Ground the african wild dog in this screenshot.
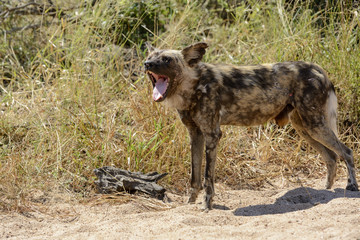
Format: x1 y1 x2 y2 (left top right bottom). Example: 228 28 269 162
144 42 359 211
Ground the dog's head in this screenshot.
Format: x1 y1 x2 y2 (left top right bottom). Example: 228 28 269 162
144 42 208 102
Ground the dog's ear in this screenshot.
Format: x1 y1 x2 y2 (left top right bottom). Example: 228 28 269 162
181 42 208 66
145 41 158 54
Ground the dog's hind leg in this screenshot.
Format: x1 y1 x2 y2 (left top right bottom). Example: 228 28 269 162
310 128 358 191
293 111 359 191
290 111 337 189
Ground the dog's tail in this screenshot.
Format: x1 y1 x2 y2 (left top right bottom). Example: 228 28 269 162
326 87 338 137
315 64 338 137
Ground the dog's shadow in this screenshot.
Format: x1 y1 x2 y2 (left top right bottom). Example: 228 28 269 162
233 187 360 216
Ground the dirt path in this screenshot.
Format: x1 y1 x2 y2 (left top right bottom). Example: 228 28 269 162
1 178 360 240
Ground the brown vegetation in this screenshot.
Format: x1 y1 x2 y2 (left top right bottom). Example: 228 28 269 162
1 0 359 212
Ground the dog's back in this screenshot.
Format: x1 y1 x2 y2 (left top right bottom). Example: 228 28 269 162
192 61 334 127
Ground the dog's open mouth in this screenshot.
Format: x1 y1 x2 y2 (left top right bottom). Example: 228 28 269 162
147 71 169 102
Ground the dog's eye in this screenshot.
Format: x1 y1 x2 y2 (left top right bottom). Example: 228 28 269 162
162 57 171 63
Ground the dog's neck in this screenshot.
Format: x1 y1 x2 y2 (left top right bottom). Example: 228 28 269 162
163 66 199 110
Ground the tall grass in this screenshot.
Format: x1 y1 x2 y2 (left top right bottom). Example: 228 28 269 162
1 0 359 211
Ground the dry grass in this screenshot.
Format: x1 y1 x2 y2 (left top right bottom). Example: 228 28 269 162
1 0 360 211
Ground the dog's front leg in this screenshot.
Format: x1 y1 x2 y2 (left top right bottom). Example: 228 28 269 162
188 127 204 203
202 127 222 211
178 110 204 203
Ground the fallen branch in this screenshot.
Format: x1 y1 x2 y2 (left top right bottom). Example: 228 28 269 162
4 23 42 34
94 166 168 200
0 2 41 17
0 1 64 18
0 0 78 35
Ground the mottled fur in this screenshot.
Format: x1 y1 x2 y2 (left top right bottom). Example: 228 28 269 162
144 42 359 211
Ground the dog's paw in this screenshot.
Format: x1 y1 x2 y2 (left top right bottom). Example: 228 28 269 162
188 196 197 204
188 188 200 204
346 183 359 191
201 193 213 212
201 203 211 213
325 179 335 190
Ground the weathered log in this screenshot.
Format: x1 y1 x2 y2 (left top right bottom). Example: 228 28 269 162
94 166 168 200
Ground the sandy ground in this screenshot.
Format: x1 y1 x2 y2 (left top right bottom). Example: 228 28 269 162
1 178 360 240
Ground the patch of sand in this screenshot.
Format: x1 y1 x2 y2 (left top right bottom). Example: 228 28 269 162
1 179 359 239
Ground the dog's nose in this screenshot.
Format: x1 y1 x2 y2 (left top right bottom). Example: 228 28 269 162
144 61 153 70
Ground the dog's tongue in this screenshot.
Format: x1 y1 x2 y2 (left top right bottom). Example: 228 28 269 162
153 77 167 101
